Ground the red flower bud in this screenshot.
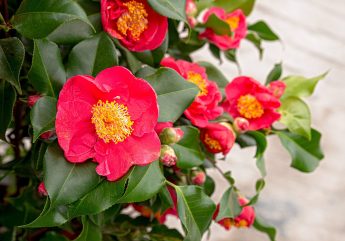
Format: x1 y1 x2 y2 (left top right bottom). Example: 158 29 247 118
27 95 41 108
234 197 256 228
268 80 286 98
192 171 206 185
159 127 184 144
186 0 197 17
155 122 173 135
233 117 250 133
38 182 48 196
159 145 177 167
40 130 55 140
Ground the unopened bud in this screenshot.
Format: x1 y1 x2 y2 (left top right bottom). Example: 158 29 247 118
192 171 206 185
160 145 177 167
28 95 41 108
186 0 197 17
159 127 184 144
40 130 55 140
233 117 250 133
38 182 48 196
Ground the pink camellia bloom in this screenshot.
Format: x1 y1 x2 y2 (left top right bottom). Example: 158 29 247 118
223 76 281 131
37 182 48 196
101 0 168 52
200 8 247 50
161 57 223 127
268 80 287 98
27 95 41 108
200 122 236 155
234 197 256 228
186 0 197 27
55 66 160 181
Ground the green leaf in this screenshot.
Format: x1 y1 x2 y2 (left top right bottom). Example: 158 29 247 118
277 129 324 172
74 216 102 241
30 96 57 142
203 13 232 36
44 143 101 206
0 37 25 94
148 0 187 23
0 81 16 141
279 97 311 140
248 21 279 41
172 126 205 169
12 0 94 41
246 33 263 59
266 63 282 84
214 0 256 16
143 68 199 122
198 61 228 96
247 178 265 205
66 32 118 77
174 185 216 241
28 39 66 97
40 232 69 241
253 216 277 241
203 175 215 196
215 187 242 221
282 72 327 99
247 131 267 177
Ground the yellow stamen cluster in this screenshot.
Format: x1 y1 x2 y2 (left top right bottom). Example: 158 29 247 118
187 71 208 96
226 16 240 31
117 1 148 41
237 94 264 119
204 134 222 151
235 219 249 228
91 100 134 143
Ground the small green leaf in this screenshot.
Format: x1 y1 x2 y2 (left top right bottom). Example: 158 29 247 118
0 81 16 141
279 97 311 140
246 33 263 59
277 129 324 173
215 187 242 221
247 178 265 205
174 185 216 241
66 32 118 77
282 72 327 99
74 216 102 241
144 68 199 122
30 96 57 142
247 131 267 177
266 63 282 84
0 37 25 94
28 39 66 97
203 176 215 196
214 0 256 16
204 14 232 36
253 216 277 241
172 126 205 169
148 0 187 23
248 21 279 41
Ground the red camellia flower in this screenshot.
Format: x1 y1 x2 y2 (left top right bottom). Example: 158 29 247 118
101 0 168 51
223 76 281 130
55 66 160 181
161 57 223 127
200 122 236 155
200 8 247 50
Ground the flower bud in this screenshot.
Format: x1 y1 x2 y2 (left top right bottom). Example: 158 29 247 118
268 80 286 98
234 197 256 228
40 130 55 140
155 122 173 135
38 182 48 196
233 117 250 133
159 127 184 144
159 145 177 167
191 171 206 185
27 95 41 108
186 0 197 17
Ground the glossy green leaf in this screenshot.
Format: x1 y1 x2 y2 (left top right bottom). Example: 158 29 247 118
66 32 118 77
247 131 267 177
204 13 232 36
143 68 199 122
172 126 205 169
282 72 327 99
0 81 16 141
203 175 215 196
30 96 57 142
44 143 101 206
174 185 216 241
215 187 242 221
266 63 282 84
148 0 187 22
248 21 279 41
214 0 256 16
12 0 94 40
247 178 265 205
40 232 69 241
279 97 311 140
28 39 66 97
277 129 324 172
74 217 102 241
246 33 263 59
253 216 277 241
0 37 25 94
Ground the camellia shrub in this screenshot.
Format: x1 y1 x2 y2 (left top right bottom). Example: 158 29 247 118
0 0 326 240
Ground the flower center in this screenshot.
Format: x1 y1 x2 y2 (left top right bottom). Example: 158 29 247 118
204 134 222 151
235 219 248 228
187 71 208 96
237 94 264 119
226 16 240 31
117 1 148 41
91 100 134 143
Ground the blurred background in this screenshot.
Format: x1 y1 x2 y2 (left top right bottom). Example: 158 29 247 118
186 0 345 240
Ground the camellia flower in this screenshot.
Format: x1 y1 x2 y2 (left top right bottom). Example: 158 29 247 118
200 122 236 155
223 76 281 131
200 8 247 50
101 0 168 51
55 66 160 181
161 57 223 127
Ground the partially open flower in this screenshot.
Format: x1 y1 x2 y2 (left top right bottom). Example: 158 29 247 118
200 8 247 50
159 127 184 144
56 66 160 181
223 76 281 130
268 80 286 98
160 145 177 167
101 0 168 51
234 197 256 228
233 117 250 133
161 57 223 127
